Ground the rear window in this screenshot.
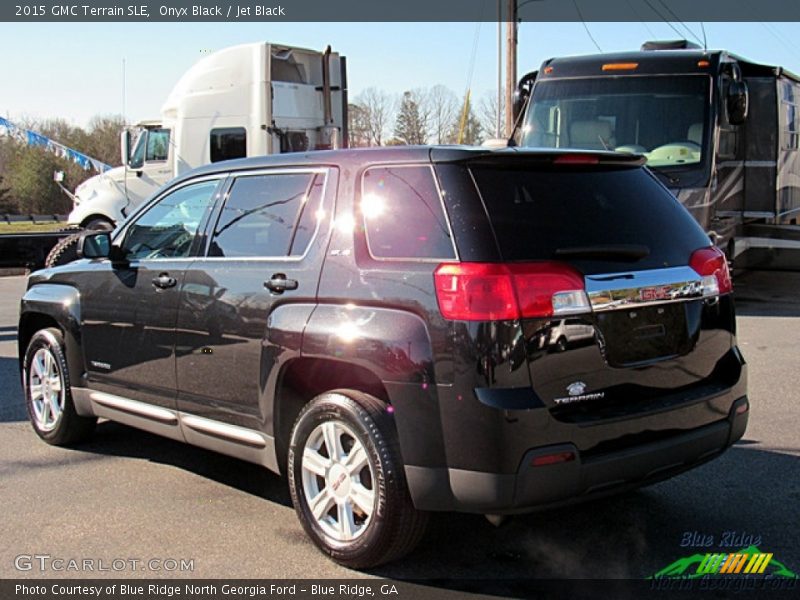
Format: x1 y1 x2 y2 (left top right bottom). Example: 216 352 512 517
361 165 456 260
469 165 710 273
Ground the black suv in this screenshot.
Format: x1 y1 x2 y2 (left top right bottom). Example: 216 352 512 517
19 147 747 568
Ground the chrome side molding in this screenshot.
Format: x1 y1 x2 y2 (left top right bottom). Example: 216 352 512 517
90 391 179 424
72 387 279 473
181 414 267 448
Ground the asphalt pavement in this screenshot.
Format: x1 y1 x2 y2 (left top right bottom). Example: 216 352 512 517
0 271 798 587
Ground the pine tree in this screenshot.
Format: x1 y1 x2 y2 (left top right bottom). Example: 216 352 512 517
394 91 428 145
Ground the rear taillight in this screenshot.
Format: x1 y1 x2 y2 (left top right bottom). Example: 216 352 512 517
434 262 589 321
690 246 733 296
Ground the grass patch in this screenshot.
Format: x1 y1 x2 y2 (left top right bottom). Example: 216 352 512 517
0 221 68 234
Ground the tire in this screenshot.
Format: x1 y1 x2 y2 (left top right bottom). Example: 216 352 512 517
23 328 96 445
288 390 428 568
554 336 568 352
45 233 81 268
84 218 114 232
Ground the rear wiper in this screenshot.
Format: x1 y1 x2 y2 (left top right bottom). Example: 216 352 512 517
554 244 650 261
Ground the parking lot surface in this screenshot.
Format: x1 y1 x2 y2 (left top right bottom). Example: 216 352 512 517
1 271 798 585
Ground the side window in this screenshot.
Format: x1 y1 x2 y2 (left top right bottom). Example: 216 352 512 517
290 174 325 256
128 131 146 169
145 128 170 161
209 173 316 258
210 128 247 163
122 180 218 260
361 165 455 260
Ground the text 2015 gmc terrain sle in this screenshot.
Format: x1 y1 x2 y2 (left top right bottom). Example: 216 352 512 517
19 147 748 568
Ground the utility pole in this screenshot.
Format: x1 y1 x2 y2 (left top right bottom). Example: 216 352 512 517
504 0 517 137
496 0 502 138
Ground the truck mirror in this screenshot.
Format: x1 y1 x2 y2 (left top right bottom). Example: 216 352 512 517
120 130 131 166
77 231 112 259
512 88 529 125
727 80 748 125
512 70 537 135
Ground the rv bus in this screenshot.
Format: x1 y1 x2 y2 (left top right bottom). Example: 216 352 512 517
515 40 800 267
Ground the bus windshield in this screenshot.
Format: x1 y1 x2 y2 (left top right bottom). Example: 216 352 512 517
521 75 710 168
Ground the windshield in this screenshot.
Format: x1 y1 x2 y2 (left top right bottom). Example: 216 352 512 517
521 75 710 169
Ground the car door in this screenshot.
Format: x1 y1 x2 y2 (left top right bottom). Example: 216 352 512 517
79 175 224 410
175 168 334 435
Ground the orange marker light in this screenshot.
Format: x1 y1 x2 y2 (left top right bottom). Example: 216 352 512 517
602 62 639 71
697 60 710 67
544 66 554 74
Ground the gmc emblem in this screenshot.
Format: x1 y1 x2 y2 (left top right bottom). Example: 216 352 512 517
639 285 672 301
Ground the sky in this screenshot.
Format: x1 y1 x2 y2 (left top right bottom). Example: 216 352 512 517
1 21 800 129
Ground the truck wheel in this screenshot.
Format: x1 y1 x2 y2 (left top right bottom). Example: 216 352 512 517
45 233 81 268
23 328 96 445
288 390 428 568
84 218 114 232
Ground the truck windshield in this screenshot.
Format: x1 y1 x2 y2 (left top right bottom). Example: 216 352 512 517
521 75 710 169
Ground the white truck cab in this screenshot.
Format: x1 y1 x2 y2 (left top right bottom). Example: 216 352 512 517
68 42 346 229
68 121 171 228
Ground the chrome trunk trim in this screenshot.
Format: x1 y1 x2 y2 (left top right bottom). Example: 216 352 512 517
585 266 704 312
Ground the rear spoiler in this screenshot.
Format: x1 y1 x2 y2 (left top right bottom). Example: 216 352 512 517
434 147 647 168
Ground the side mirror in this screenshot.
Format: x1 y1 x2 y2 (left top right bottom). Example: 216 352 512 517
512 70 538 128
727 80 749 125
77 231 112 259
512 88 529 125
120 130 131 166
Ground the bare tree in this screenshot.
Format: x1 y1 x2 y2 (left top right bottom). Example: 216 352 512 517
347 103 371 148
425 85 459 144
356 88 394 146
479 90 505 140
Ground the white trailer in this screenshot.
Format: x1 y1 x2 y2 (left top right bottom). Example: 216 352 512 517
68 42 347 229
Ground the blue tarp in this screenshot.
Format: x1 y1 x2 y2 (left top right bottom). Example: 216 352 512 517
0 116 111 173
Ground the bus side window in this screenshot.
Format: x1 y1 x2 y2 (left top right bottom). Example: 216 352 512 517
718 76 739 159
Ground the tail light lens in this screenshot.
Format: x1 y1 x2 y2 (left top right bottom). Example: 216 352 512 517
434 262 590 321
690 246 733 296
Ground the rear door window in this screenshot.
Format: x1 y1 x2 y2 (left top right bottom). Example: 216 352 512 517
209 172 320 258
469 164 709 274
361 165 456 260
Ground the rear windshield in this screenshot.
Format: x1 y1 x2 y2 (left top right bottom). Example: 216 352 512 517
469 164 710 274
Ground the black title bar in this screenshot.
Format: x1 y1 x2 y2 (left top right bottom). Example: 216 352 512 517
3 0 800 22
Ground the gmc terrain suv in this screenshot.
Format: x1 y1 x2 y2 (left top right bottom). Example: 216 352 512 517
19 147 748 568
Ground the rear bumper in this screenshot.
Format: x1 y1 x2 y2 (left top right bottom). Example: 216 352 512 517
406 395 748 513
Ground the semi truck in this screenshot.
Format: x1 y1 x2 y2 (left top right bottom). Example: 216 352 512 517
67 42 347 231
513 40 800 268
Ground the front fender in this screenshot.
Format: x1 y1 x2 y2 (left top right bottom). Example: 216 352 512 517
19 283 85 393
68 191 127 226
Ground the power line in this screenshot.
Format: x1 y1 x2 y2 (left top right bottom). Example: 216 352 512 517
572 0 602 52
653 0 705 46
624 0 657 39
760 22 800 61
641 0 687 40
